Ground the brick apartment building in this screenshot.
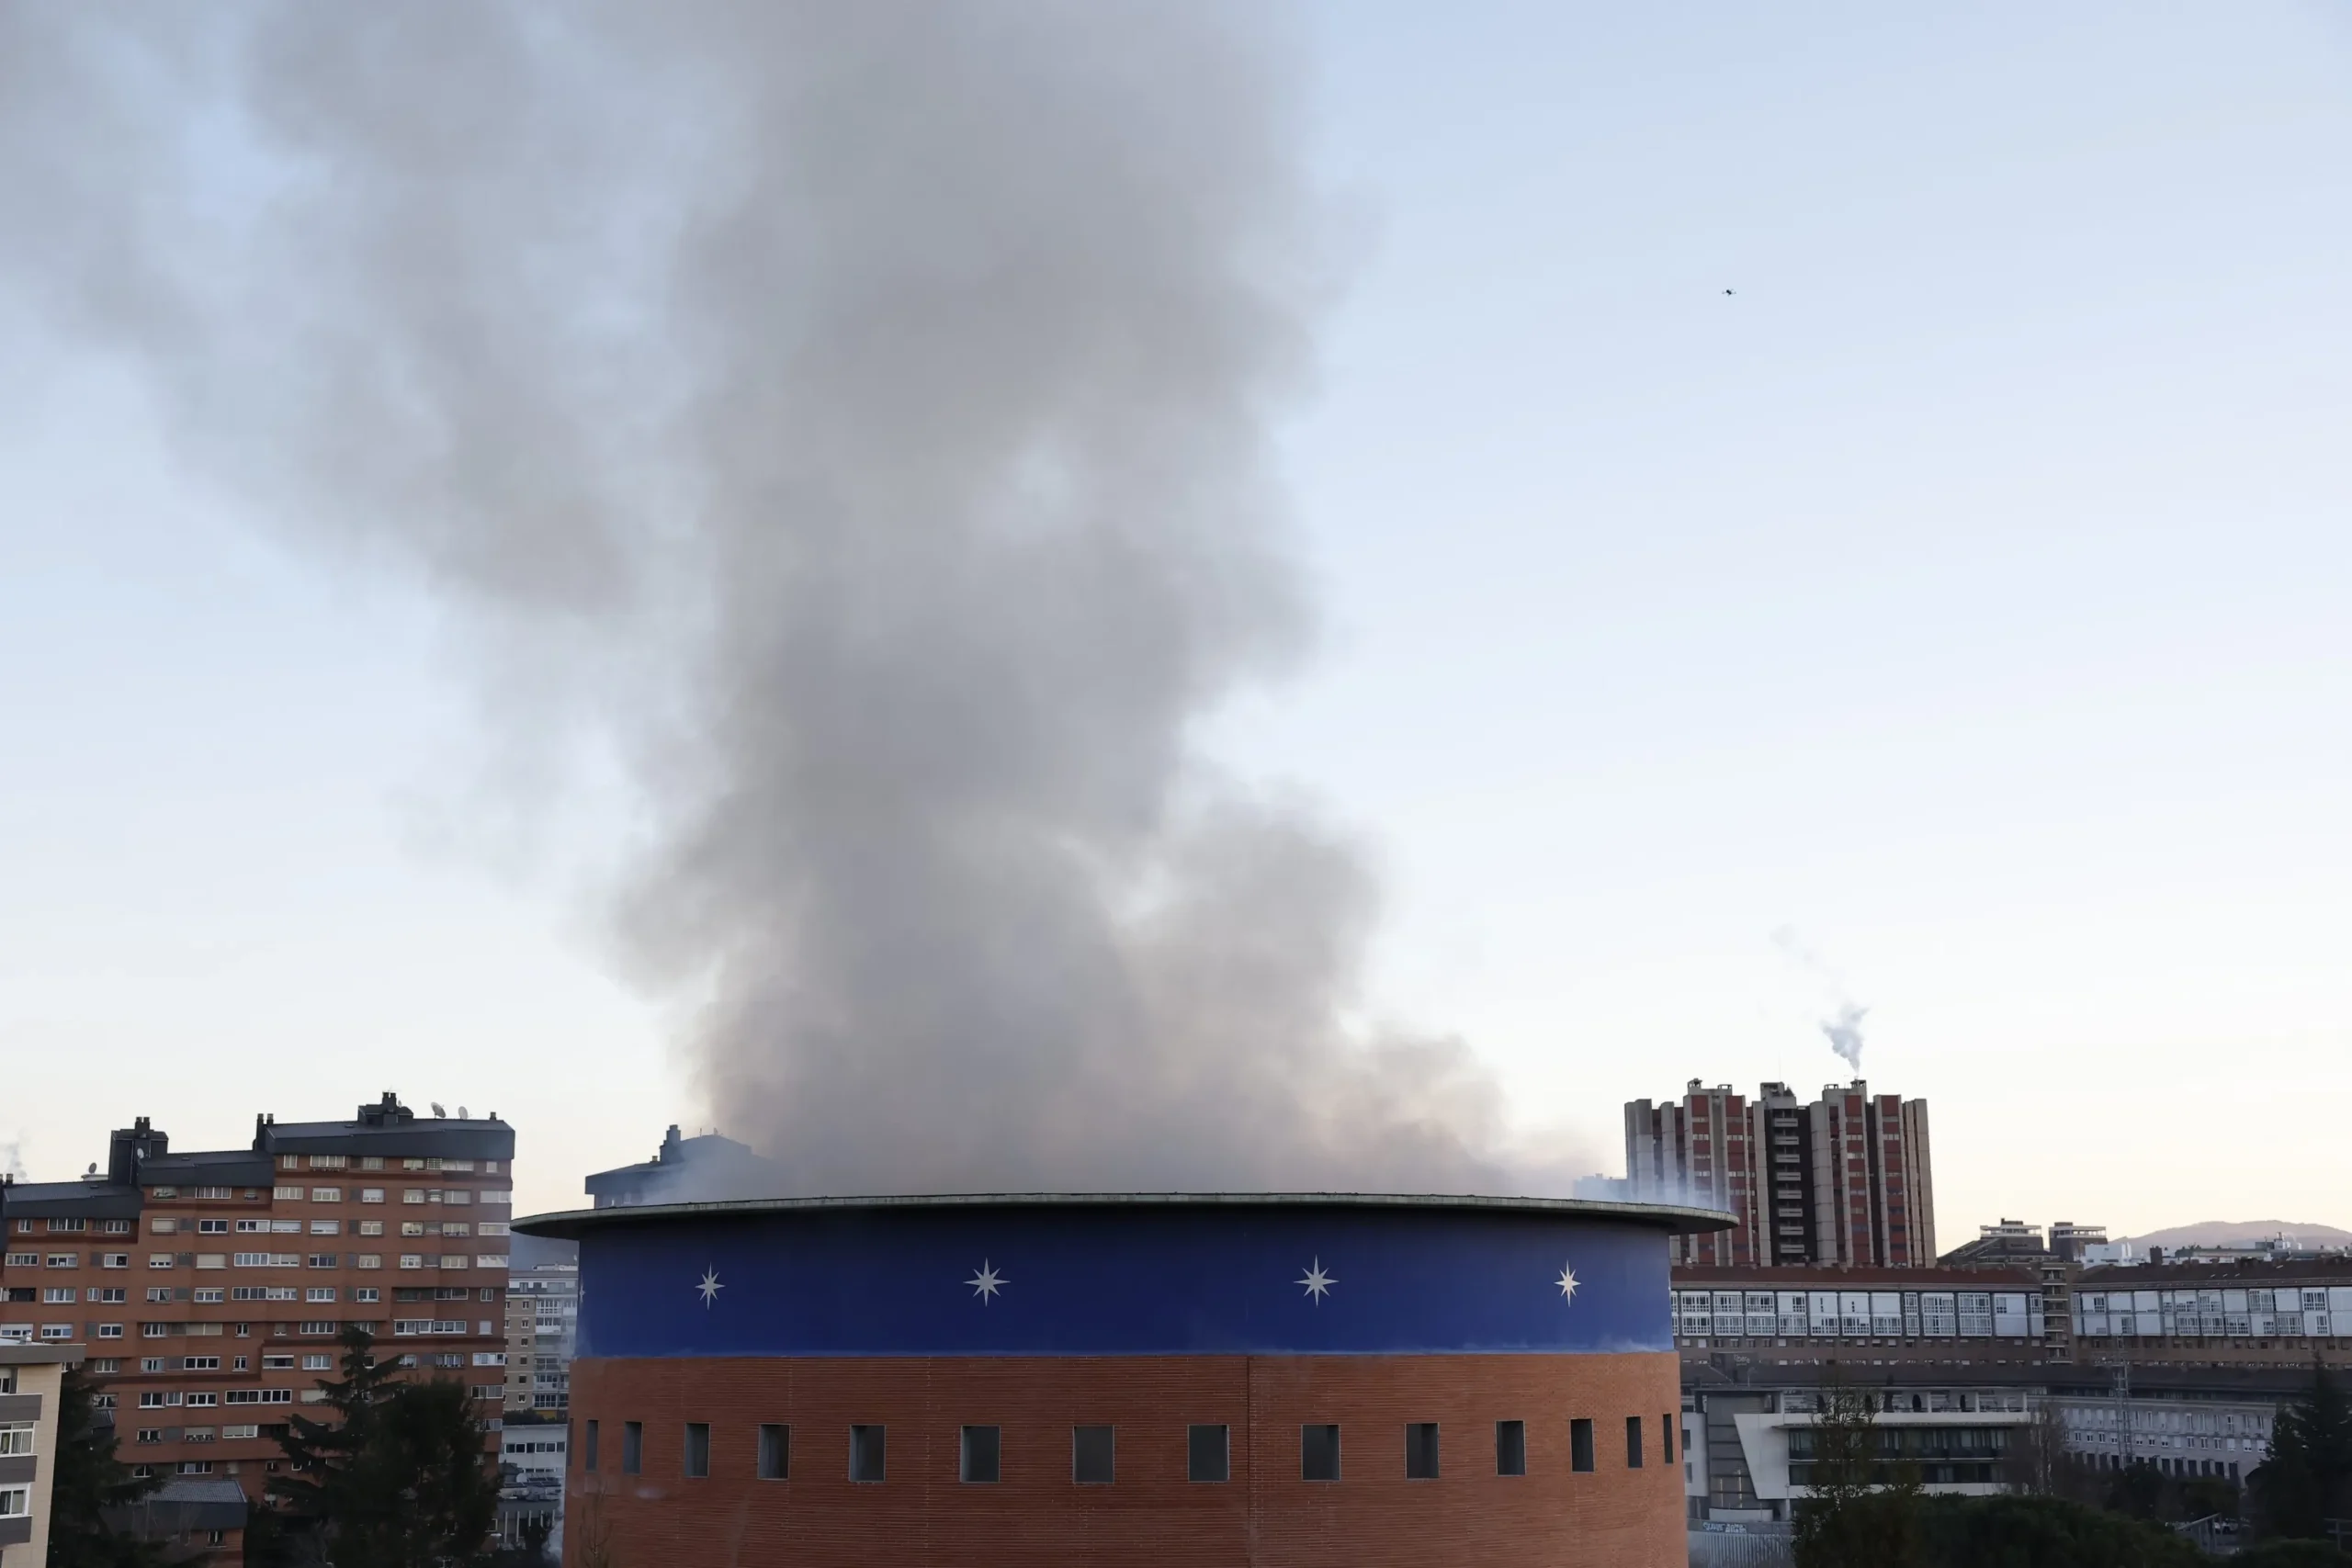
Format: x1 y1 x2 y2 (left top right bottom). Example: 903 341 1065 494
0 1094 514 1509
503 1263 576 1415
1626 1078 1934 1269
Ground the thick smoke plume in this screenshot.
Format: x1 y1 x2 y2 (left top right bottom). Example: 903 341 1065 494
1 3 1573 1195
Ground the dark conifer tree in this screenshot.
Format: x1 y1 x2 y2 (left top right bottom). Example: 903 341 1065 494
42 1362 164 1568
2252 1359 2352 1543
266 1326 496 1568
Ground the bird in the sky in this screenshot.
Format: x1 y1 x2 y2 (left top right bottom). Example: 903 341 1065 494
1724 288 1736 296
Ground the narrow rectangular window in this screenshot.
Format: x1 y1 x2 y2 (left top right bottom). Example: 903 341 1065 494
1570 1418 1595 1473
850 1424 886 1483
1300 1423 1341 1482
1188 1424 1229 1483
758 1424 788 1481
1663 1413 1675 1463
582 1420 598 1471
1496 1419 1527 1476
1626 1415 1645 1469
683 1422 709 1479
1073 1425 1114 1484
960 1425 1001 1484
1405 1422 1440 1479
621 1421 643 1475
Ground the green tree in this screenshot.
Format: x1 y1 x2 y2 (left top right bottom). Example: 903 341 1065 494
266 1327 497 1568
2106 1458 2171 1522
44 1364 164 1568
2253 1359 2352 1544
1793 1377 1924 1568
1910 1494 2206 1567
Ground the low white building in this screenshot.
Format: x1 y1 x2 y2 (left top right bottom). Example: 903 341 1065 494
501 1417 569 1490
1685 1380 2032 1523
2047 1391 2277 1482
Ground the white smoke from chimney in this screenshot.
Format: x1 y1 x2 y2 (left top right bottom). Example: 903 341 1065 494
1819 1001 1868 1074
1772 926 1871 1076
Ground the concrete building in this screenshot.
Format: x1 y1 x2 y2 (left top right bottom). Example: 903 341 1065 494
2045 1368 2286 1483
1939 1221 2080 1365
1628 1081 1934 1269
582 1125 778 1210
2048 1222 2111 1264
1681 1370 2034 1523
0 1094 514 1505
524 1190 1732 1566
0 1342 83 1566
504 1264 577 1415
2069 1259 2352 1368
497 1408 567 1555
1671 1266 2056 1370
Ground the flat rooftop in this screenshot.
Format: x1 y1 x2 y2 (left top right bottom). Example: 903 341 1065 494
517 1190 1739 1239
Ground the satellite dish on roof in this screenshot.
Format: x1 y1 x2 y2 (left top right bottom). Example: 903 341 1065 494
86 1163 97 1176
431 1102 447 1119
458 1106 469 1120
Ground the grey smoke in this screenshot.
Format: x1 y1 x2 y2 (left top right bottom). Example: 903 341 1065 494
1771 926 1870 1075
0 3 1572 1196
0 1139 24 1184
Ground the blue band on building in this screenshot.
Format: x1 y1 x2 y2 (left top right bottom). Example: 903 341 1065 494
522 1193 1730 1359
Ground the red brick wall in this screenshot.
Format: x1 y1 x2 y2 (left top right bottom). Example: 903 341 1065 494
567 1350 1686 1567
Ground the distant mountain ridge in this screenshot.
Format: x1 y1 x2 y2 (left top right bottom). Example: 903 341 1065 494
2121 1220 2352 1250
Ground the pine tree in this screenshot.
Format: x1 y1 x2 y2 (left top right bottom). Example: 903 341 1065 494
266 1326 497 1568
43 1362 165 1568
266 1325 403 1547
2253 1359 2352 1543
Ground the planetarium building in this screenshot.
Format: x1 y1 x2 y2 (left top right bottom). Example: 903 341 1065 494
516 1191 1729 1567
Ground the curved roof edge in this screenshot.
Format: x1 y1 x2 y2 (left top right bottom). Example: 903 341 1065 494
515 1190 1738 1240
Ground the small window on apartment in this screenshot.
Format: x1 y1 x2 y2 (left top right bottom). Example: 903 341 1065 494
1405 1422 1440 1480
960 1425 1001 1483
621 1421 643 1475
758 1424 788 1481
1188 1424 1229 1483
850 1425 886 1483
582 1421 599 1471
1663 1413 1675 1464
1073 1425 1114 1484
1570 1418 1595 1473
1301 1424 1341 1483
1625 1415 1644 1469
683 1423 710 1479
1496 1420 1527 1476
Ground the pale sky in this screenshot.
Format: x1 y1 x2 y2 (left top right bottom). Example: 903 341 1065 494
5 3 2349 1235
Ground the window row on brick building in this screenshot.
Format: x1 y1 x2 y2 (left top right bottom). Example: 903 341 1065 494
581 1413 1677 1485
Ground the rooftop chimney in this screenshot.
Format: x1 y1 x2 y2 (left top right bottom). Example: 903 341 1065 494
107 1117 168 1186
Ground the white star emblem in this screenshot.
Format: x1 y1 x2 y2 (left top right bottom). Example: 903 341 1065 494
966 1259 1007 1303
1555 1262 1578 1303
696 1267 723 1308
1296 1258 1335 1304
